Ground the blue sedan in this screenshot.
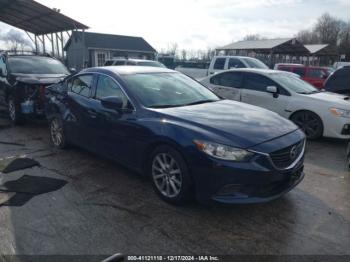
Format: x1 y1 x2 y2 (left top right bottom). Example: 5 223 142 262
45 66 305 205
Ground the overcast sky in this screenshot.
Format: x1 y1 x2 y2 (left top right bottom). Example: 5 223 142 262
1 0 350 51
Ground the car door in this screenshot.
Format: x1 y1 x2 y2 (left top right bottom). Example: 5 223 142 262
65 73 97 148
0 55 8 104
240 73 291 116
90 74 140 165
208 72 242 101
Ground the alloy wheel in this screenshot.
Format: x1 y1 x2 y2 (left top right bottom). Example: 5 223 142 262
50 118 63 147
292 112 322 139
8 99 16 121
152 153 183 198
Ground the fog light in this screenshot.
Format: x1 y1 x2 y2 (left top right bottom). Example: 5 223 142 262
341 124 350 135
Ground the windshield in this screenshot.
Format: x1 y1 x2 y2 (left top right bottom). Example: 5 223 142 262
123 72 220 108
271 73 319 94
243 58 269 69
8 56 69 75
137 61 166 68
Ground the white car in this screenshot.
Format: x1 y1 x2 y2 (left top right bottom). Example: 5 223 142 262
200 68 350 139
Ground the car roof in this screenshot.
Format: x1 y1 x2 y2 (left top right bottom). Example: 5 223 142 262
84 66 175 75
106 58 158 63
224 68 279 74
213 56 259 60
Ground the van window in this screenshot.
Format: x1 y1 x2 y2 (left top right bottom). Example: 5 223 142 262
293 67 306 77
307 68 324 78
213 58 226 70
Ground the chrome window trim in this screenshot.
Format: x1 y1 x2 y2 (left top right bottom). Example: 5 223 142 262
249 140 306 171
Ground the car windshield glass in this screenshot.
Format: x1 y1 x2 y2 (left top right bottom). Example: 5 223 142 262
271 73 319 94
123 72 220 108
8 56 69 74
243 58 269 69
137 61 166 68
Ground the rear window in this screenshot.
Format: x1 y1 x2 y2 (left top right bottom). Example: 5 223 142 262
104 60 114 66
325 69 350 91
213 58 226 70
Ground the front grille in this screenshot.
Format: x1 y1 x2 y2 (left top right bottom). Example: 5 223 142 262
270 140 304 169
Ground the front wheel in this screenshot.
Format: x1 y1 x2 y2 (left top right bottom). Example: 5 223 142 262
149 145 192 205
291 111 323 140
8 96 24 125
50 116 67 149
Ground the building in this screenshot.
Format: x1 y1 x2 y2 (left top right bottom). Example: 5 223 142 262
304 44 338 66
216 38 309 67
64 31 157 69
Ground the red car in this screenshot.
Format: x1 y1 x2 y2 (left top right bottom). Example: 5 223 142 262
274 64 331 89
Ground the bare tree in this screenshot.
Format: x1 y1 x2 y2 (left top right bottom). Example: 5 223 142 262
313 13 344 45
242 34 266 41
180 49 187 60
166 42 178 56
296 29 319 44
0 29 33 51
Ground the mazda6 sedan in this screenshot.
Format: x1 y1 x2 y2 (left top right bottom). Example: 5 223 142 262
45 66 305 205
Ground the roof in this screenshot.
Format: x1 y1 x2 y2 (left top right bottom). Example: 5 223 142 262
304 44 329 54
219 38 293 50
64 31 157 53
218 38 309 54
0 0 88 35
84 66 174 75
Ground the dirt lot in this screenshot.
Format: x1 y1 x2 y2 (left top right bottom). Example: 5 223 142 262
0 107 349 256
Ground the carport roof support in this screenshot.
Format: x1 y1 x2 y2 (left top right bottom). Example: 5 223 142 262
0 0 88 35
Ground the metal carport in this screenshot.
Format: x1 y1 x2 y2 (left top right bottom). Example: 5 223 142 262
0 0 88 65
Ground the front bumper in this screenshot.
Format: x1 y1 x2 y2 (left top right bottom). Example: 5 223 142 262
323 115 350 139
189 130 306 204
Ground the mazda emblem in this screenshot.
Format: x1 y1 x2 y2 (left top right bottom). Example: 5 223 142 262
290 146 298 160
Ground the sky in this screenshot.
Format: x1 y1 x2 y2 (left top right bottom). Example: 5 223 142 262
1 0 350 52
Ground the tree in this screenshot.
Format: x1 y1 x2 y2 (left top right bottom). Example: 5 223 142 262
296 29 319 44
0 29 33 51
313 13 344 45
180 49 187 60
242 34 266 41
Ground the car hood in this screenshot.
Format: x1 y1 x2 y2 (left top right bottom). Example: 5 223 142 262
154 100 299 148
308 92 350 106
11 73 67 85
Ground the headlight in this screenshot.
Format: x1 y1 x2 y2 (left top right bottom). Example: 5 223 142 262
193 140 253 161
330 108 350 118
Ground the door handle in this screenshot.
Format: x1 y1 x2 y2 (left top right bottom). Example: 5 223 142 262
87 109 98 118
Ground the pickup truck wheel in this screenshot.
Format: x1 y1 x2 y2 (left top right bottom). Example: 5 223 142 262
50 116 67 149
8 96 24 125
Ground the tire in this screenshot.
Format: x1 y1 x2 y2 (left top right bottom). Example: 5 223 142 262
291 111 323 140
149 145 192 205
49 115 67 149
8 95 25 125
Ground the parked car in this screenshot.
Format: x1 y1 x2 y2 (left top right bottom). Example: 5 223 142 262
0 52 70 124
45 66 305 205
334 62 350 69
200 68 350 140
324 66 350 96
274 64 330 89
208 56 268 75
104 58 166 68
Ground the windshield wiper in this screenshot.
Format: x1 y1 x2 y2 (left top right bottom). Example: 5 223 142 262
183 99 218 106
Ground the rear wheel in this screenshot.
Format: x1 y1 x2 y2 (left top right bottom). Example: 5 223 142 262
149 145 192 205
291 111 323 140
50 116 67 149
8 95 24 125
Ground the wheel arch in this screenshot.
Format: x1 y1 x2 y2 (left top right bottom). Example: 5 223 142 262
289 109 324 136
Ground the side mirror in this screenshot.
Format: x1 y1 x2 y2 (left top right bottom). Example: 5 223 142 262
69 68 77 74
266 86 278 93
101 96 124 111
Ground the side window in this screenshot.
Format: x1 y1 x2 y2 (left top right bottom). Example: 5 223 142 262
95 75 129 108
0 56 7 75
244 74 277 92
307 69 323 78
114 61 126 66
293 67 306 77
278 66 291 72
104 61 114 66
228 58 245 69
68 74 93 97
213 58 226 70
210 72 242 88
